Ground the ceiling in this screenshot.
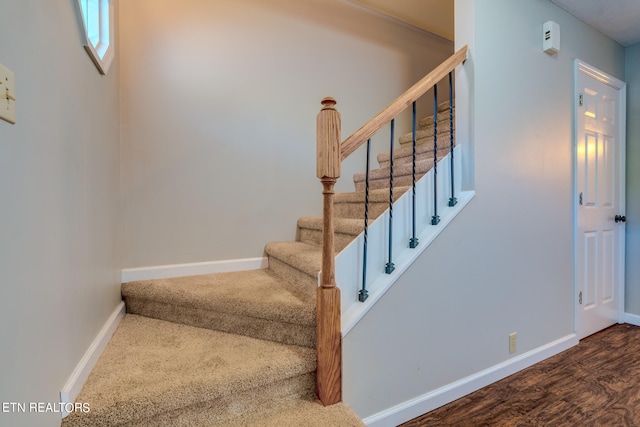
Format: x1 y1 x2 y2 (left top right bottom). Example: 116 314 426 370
350 0 640 48
348 0 454 41
550 0 640 46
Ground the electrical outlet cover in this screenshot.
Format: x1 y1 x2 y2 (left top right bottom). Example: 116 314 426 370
0 63 16 124
509 332 517 353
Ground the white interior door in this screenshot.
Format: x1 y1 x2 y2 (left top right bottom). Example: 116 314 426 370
575 60 626 340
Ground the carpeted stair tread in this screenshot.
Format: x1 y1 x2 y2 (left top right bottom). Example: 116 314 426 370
377 142 453 168
122 269 314 327
354 155 446 185
398 127 454 146
121 269 316 347
334 186 411 203
226 398 365 426
333 187 410 219
354 153 449 191
265 241 322 278
253 400 364 427
418 103 455 128
298 216 364 235
393 103 454 147
62 314 316 427
434 99 454 113
297 217 365 253
411 100 453 121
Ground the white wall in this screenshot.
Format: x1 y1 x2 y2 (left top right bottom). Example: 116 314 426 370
625 43 640 315
119 0 454 268
0 2 121 426
343 0 625 422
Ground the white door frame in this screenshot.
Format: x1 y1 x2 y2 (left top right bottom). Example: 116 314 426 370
573 59 626 337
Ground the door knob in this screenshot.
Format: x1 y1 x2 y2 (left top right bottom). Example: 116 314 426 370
615 215 626 223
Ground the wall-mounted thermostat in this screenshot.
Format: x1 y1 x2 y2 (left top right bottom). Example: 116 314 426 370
543 21 560 55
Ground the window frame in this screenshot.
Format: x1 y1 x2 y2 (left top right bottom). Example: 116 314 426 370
76 0 114 75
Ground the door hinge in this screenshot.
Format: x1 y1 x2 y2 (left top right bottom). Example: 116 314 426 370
579 291 583 305
579 192 583 206
579 93 584 106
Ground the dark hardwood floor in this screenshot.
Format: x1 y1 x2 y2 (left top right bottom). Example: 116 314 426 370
400 323 640 427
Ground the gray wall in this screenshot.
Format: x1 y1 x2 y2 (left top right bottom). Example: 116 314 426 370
343 0 625 420
119 0 454 268
0 2 121 426
626 43 640 314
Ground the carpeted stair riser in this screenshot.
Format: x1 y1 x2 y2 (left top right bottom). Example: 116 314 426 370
123 297 315 348
357 174 422 192
121 270 315 348
267 257 318 299
266 242 322 278
297 217 364 253
416 112 455 132
62 315 318 427
377 143 452 169
419 98 454 117
419 106 454 129
333 199 391 220
416 106 456 131
265 241 323 297
128 374 316 427
232 399 365 427
333 187 409 220
398 128 454 148
401 111 453 134
416 100 454 120
434 99 455 112
394 105 454 147
401 115 454 143
354 155 448 192
299 228 356 253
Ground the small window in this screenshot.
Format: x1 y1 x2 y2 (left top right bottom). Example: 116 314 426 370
77 0 114 75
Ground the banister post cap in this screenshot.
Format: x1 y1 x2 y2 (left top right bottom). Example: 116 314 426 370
321 97 337 110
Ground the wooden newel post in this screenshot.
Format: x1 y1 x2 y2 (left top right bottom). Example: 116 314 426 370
316 97 342 406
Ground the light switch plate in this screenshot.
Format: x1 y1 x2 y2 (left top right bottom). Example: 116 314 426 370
0 63 16 124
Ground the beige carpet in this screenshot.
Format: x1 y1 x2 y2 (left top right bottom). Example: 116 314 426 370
122 269 316 348
62 315 364 426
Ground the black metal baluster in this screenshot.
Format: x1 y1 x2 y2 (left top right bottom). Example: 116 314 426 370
448 72 457 207
385 119 395 274
359 139 371 302
432 85 441 225
410 101 419 248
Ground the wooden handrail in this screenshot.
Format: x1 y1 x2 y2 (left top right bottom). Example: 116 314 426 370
340 45 468 160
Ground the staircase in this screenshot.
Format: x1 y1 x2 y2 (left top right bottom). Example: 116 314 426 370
60 103 454 426
62 44 469 425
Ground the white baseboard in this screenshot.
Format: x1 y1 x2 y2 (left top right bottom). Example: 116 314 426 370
362 333 578 427
60 302 126 418
623 312 640 327
121 257 269 283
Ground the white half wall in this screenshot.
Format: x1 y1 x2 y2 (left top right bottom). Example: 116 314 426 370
342 0 625 423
